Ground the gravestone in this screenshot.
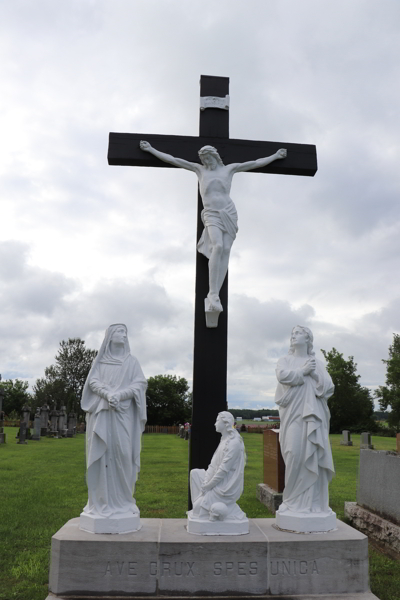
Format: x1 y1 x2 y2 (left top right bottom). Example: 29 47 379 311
41 403 50 436
345 450 400 557
21 403 31 439
17 421 27 444
257 429 285 513
340 430 353 446
67 412 77 437
360 432 374 449
58 406 68 437
32 409 41 441
49 409 59 437
0 377 6 444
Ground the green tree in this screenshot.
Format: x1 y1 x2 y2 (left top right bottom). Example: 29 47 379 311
0 379 31 417
321 348 376 433
33 338 97 418
375 333 400 432
146 375 192 425
33 366 74 412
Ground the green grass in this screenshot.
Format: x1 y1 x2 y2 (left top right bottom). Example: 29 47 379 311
0 428 399 600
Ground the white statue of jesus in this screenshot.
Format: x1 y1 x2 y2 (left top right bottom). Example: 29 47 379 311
140 141 286 315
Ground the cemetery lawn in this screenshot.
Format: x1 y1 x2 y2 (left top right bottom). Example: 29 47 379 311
0 429 399 600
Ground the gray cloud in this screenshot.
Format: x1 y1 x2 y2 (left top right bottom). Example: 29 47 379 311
1 1 400 409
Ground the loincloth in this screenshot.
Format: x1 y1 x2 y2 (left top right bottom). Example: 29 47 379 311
197 201 238 259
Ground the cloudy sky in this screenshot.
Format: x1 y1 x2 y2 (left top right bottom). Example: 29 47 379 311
1 0 400 409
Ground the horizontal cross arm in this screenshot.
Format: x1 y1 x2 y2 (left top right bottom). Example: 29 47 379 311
108 132 317 177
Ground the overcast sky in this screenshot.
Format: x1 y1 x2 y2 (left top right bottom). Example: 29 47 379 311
1 0 400 409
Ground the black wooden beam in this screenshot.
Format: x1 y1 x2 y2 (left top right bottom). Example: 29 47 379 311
108 132 317 177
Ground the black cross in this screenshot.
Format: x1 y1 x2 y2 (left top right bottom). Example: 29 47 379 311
108 75 317 507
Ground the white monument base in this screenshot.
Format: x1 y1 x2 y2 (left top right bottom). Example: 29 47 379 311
276 508 337 533
187 510 249 535
79 511 141 534
47 517 379 599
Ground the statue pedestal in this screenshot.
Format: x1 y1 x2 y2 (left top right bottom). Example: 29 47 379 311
80 511 141 534
276 509 337 533
187 510 249 535
47 517 378 599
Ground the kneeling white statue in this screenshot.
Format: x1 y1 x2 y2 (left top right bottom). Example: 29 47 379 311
79 324 147 534
275 325 336 533
187 411 249 535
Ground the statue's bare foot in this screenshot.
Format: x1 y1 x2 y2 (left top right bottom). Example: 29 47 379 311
207 293 223 313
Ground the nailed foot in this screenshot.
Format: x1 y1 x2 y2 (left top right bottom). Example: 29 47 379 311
206 293 223 313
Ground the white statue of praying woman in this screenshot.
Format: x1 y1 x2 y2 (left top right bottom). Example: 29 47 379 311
140 140 286 315
80 324 147 534
187 411 249 535
275 326 336 532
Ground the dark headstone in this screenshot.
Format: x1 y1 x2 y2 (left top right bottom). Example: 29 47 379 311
40 403 50 436
32 411 41 441
67 412 77 437
263 429 285 493
0 379 5 444
50 409 59 437
58 406 67 437
17 421 28 444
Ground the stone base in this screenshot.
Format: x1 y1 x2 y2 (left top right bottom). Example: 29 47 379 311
345 501 400 558
0 432 6 444
48 517 373 598
257 483 283 513
46 595 379 600
360 444 374 450
340 441 353 446
31 435 41 441
276 509 337 533
187 511 249 536
80 511 141 534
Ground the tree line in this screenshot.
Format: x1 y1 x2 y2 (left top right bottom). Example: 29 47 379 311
1 335 400 433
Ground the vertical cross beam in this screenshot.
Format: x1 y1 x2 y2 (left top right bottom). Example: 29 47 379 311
188 76 230 507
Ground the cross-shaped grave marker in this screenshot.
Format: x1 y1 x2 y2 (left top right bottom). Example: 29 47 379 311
108 75 317 505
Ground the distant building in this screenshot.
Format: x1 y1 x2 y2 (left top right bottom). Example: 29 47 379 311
253 417 261 421
236 417 242 421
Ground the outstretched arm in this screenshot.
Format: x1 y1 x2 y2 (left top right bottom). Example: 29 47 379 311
140 141 200 173
230 148 287 174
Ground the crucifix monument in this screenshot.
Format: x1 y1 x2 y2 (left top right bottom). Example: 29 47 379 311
107 75 317 504
47 78 374 600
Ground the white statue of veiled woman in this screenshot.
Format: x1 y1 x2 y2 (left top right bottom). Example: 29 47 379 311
187 411 249 535
79 324 147 534
275 326 337 533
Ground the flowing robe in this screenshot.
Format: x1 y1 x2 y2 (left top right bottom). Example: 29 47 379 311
191 431 246 519
81 355 147 518
275 355 334 513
